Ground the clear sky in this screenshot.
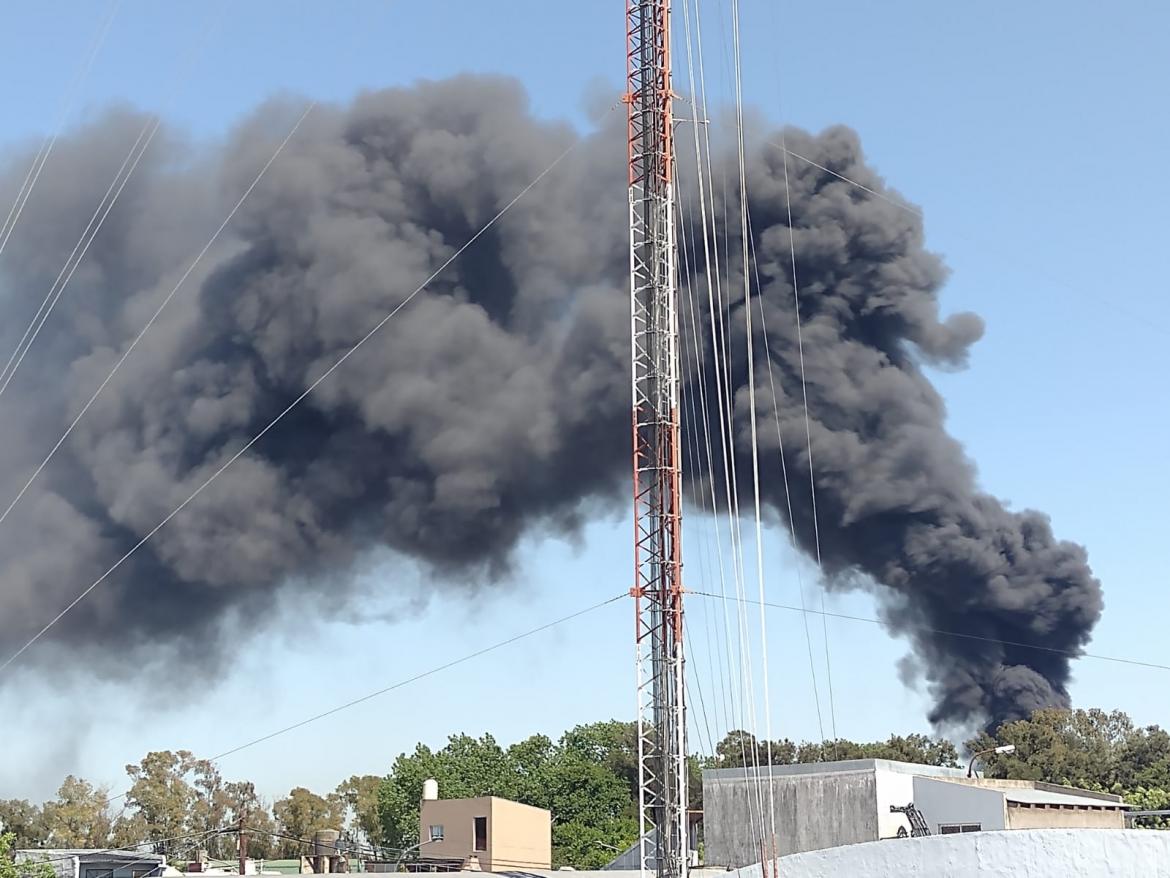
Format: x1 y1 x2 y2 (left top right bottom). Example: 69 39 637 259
1 0 1168 805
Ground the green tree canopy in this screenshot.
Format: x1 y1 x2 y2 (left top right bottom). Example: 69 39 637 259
966 708 1170 789
272 788 344 857
0 802 48 850
711 730 958 770
376 722 642 869
42 777 113 849
334 776 384 848
0 833 55 878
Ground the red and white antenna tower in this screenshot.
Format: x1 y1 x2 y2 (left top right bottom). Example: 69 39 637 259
626 3 687 878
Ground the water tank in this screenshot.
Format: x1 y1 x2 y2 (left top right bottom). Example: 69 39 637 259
312 829 340 858
423 778 439 801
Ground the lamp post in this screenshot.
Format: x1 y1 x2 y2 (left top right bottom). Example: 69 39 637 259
393 838 439 873
967 744 1016 778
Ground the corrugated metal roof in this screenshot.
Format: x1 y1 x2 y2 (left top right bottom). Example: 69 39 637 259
1004 788 1127 809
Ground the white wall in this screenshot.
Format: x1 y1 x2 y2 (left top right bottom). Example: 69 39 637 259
873 767 915 839
725 830 1170 878
912 777 1006 833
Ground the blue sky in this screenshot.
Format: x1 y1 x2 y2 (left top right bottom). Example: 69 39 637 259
1 0 1168 804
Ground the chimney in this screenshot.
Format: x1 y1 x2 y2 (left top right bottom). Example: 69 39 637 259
422 779 439 802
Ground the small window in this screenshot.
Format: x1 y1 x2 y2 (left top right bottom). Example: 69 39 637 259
939 823 981 834
131 870 151 878
473 816 487 852
85 869 110 878
429 825 444 841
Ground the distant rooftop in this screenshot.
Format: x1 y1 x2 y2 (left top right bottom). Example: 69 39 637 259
1001 787 1127 809
703 758 1127 807
703 758 968 781
17 851 165 862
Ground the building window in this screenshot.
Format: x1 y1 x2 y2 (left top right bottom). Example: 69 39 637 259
473 816 488 852
85 869 111 878
429 825 444 841
939 823 981 834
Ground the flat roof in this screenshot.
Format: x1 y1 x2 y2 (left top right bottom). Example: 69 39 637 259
1004 787 1128 809
18 851 164 862
704 758 968 781
420 795 551 815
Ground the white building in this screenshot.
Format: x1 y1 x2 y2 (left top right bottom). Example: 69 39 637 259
703 758 1127 866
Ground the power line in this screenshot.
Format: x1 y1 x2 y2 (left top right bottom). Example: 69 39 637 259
748 219 825 744
770 143 922 216
0 1 121 264
0 102 315 537
91 594 624 811
0 3 226 400
689 590 1170 673
207 594 623 763
773 117 840 756
0 118 598 675
18 829 224 867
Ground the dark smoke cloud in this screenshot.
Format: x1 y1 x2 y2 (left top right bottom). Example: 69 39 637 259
678 126 1101 728
0 76 1101 729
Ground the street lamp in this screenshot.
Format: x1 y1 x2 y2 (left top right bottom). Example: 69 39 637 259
967 744 1016 778
393 838 440 873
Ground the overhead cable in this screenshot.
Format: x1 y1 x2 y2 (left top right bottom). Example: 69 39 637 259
0 113 598 675
690 590 1170 673
0 1 121 264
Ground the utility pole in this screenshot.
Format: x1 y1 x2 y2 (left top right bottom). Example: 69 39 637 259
237 815 248 877
625 3 687 878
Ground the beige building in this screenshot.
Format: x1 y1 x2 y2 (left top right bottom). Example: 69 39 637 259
418 786 551 872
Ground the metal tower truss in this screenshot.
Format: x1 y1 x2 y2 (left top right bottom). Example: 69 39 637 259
626 4 687 878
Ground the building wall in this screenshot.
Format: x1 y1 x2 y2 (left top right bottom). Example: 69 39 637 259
17 853 164 878
487 797 552 870
419 796 551 871
912 777 1007 834
420 797 489 867
872 767 915 839
703 769 879 865
1006 804 1125 830
722 829 1170 877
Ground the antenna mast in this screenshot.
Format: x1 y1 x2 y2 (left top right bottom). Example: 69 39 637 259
626 3 687 878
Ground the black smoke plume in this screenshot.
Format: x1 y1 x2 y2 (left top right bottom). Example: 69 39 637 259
0 77 1101 729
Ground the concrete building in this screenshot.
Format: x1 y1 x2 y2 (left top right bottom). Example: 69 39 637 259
703 759 1127 866
16 850 166 878
417 784 551 872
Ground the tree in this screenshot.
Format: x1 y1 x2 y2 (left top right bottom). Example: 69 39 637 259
223 782 277 860
0 802 48 850
334 777 383 848
121 751 274 858
558 721 638 798
43 777 112 848
0 833 56 878
272 788 344 857
966 707 1170 828
711 731 957 770
375 734 521 852
1126 787 1170 829
375 724 643 869
122 751 205 853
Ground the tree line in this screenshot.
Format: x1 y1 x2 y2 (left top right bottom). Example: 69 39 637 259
2 709 1167 871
